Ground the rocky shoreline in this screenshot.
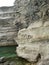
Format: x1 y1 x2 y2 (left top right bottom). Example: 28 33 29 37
0 0 49 65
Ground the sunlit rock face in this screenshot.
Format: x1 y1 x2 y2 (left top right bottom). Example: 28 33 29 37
14 0 49 65
16 23 49 61
15 22 49 65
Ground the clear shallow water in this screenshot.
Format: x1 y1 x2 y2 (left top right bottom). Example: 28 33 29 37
0 46 16 57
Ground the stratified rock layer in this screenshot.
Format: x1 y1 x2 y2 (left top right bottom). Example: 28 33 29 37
0 7 17 46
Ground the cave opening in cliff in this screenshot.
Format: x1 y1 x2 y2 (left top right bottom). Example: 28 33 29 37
0 0 15 7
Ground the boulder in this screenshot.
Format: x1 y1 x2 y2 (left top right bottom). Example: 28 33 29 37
15 25 49 62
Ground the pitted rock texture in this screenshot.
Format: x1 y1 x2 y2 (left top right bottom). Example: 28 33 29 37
15 23 49 61
0 0 49 65
16 44 41 62
15 24 49 65
14 0 49 27
14 0 49 64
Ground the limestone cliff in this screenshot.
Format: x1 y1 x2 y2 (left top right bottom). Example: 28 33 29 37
14 0 49 27
14 0 49 65
0 0 49 65
0 6 17 46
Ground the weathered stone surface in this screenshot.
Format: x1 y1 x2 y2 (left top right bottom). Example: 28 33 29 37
37 60 49 65
16 26 49 44
0 57 5 63
15 24 49 62
27 20 43 29
16 44 40 62
43 20 49 26
0 0 49 65
14 0 49 27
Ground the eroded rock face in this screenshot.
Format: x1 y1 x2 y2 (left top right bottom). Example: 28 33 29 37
37 59 49 65
14 0 49 64
14 0 49 27
0 0 49 65
17 44 41 62
15 23 49 65
15 20 49 65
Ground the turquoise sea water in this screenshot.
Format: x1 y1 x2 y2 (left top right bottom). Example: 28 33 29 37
0 46 16 58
